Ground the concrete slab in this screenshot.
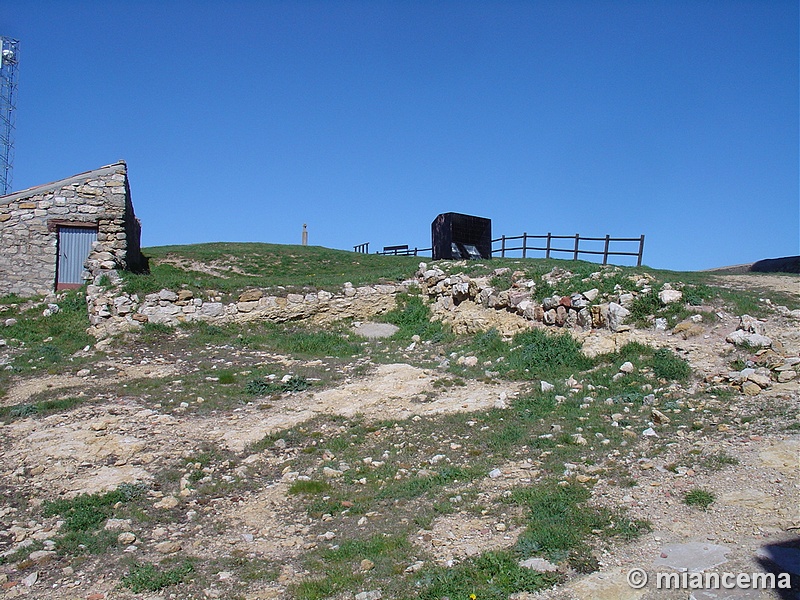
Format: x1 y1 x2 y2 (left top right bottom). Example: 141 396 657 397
654 542 731 572
564 568 647 600
353 322 399 339
690 587 770 599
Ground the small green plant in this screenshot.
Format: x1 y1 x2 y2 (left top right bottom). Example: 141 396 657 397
729 358 747 371
699 452 739 472
628 289 663 325
490 271 514 291
684 488 715 510
683 284 714 306
44 484 143 530
121 561 195 592
140 321 173 338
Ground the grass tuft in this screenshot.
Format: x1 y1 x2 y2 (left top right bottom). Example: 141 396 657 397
683 488 715 511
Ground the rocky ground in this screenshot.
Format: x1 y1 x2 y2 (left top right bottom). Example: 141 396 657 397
0 272 797 600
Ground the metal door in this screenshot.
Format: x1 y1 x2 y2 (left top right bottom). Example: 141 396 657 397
56 226 97 288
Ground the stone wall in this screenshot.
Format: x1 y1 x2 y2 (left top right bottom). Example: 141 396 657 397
416 263 650 336
86 282 407 338
85 262 667 340
0 162 143 297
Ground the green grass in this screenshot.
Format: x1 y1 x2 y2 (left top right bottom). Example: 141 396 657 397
289 480 331 495
699 452 739 471
41 483 147 555
510 481 650 571
235 322 360 357
294 534 412 600
246 375 310 395
418 550 561 600
1 290 93 376
0 396 88 422
382 293 451 342
652 348 691 380
683 488 715 511
463 327 591 381
4 244 788 600
121 560 195 593
0 540 44 566
121 243 422 298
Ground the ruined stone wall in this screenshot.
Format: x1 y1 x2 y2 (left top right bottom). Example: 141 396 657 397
0 162 142 297
86 282 406 338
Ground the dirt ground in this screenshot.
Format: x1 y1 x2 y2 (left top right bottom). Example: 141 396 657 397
0 273 797 599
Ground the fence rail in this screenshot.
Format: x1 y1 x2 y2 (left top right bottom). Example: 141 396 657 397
376 245 432 256
493 233 644 266
354 232 645 266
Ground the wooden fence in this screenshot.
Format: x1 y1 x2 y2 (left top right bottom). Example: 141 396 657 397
355 233 645 266
494 233 645 266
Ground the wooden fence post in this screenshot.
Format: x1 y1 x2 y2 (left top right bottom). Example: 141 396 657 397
573 233 580 261
501 235 506 258
603 234 610 265
522 232 527 259
637 235 645 267
545 233 551 259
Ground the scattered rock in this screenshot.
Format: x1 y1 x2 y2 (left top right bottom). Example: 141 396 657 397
519 557 559 572
155 540 182 554
153 496 179 510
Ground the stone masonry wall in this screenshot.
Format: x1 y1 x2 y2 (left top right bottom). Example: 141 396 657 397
85 263 678 340
86 282 407 339
0 162 142 297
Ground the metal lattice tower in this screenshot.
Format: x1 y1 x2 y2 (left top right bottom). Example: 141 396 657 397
0 37 20 196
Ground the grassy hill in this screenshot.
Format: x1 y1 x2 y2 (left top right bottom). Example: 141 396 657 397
122 243 423 297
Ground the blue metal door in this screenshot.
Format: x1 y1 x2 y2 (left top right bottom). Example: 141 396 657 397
57 226 97 287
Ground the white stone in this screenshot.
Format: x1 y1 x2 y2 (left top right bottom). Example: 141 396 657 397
726 330 772 348
658 289 683 304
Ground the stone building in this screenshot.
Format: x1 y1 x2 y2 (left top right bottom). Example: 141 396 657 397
0 161 144 297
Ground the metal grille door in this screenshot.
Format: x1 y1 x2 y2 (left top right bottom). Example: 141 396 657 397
57 226 97 287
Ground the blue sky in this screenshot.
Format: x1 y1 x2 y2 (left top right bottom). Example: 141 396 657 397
1 0 797 271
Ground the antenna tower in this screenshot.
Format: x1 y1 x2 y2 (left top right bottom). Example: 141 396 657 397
0 37 19 196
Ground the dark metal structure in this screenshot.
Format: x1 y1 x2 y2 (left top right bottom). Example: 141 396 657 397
431 212 492 260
